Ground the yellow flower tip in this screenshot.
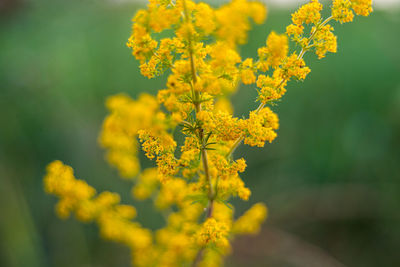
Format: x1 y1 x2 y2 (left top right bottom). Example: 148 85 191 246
332 0 372 23
232 202 268 235
44 160 96 199
249 1 268 24
332 0 355 23
115 205 137 220
291 0 323 26
215 0 267 45
351 0 373 16
194 3 216 35
286 24 304 36
236 158 247 172
238 187 251 201
55 199 73 219
258 31 288 72
96 191 121 206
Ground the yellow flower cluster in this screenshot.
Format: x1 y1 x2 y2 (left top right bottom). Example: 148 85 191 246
313 25 337 59
244 107 279 147
44 0 372 266
196 218 230 250
332 0 372 23
44 160 96 218
44 161 152 251
215 0 267 46
292 0 323 26
332 0 355 23
98 93 159 178
351 0 373 16
257 31 289 72
232 202 268 234
257 73 287 103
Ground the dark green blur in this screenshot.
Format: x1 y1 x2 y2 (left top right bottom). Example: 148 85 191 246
0 0 399 266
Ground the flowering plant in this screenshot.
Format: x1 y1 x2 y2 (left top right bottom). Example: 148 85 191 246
44 0 372 266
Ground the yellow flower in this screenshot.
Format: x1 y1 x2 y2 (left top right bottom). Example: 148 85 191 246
257 31 288 71
244 107 279 147
291 0 323 26
257 73 287 103
240 58 256 84
313 25 337 59
286 23 304 36
194 3 216 35
279 53 311 80
232 203 268 234
148 4 180 33
132 168 159 200
196 218 230 250
44 161 96 218
138 129 176 160
99 93 159 179
351 0 373 16
215 0 267 46
198 110 244 142
332 0 354 23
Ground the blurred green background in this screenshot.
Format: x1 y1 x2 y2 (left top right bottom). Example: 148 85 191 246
1 0 399 266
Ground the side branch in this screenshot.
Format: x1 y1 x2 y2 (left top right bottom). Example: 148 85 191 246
226 16 333 159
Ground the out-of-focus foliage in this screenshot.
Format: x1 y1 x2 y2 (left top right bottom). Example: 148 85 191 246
0 0 399 267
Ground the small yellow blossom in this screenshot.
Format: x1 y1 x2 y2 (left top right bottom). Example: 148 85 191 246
286 23 304 36
332 0 354 23
148 4 180 33
313 25 337 59
196 218 230 250
215 0 267 46
279 53 311 80
351 0 373 16
257 31 288 71
99 93 159 178
244 107 279 147
291 0 323 26
198 110 244 141
132 168 159 200
232 203 268 234
194 3 216 34
240 58 256 84
138 129 176 160
257 74 287 103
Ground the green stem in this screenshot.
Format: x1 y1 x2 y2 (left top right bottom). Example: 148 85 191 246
182 0 214 209
182 2 215 266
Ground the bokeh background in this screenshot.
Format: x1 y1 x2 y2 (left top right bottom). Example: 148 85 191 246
1 0 400 266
